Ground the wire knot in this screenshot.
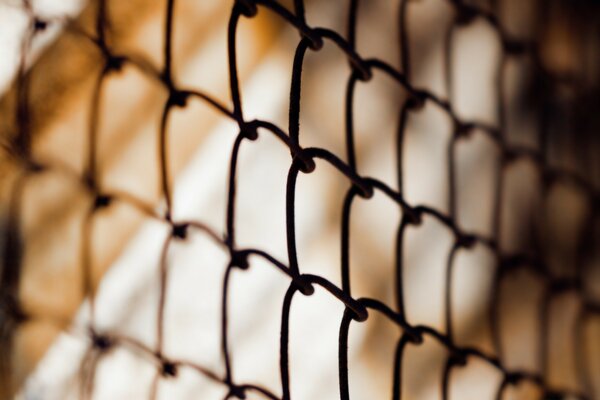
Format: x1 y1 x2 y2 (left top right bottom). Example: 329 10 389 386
293 276 315 296
355 179 373 199
352 59 372 82
406 328 423 344
91 331 113 352
34 19 48 32
168 90 189 108
349 303 369 322
502 148 518 164
301 27 324 51
403 207 422 226
504 38 528 56
240 123 259 141
172 223 189 240
450 351 468 367
505 372 523 385
236 0 257 18
106 55 125 73
456 233 476 249
455 121 475 138
455 5 477 26
231 251 250 270
26 160 45 173
294 150 316 174
161 361 178 378
228 385 247 399
542 391 564 400
94 194 112 210
0 295 27 325
406 92 426 110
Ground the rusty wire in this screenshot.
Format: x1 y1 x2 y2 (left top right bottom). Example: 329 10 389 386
1 0 599 399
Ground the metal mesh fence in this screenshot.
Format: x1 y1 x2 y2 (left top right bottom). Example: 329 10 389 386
1 0 599 399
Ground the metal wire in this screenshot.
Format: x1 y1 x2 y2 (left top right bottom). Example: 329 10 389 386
1 0 599 399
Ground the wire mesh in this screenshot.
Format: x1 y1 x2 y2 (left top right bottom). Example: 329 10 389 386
0 0 599 399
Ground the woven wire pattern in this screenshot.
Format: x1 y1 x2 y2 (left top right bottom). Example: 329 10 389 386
1 0 599 399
